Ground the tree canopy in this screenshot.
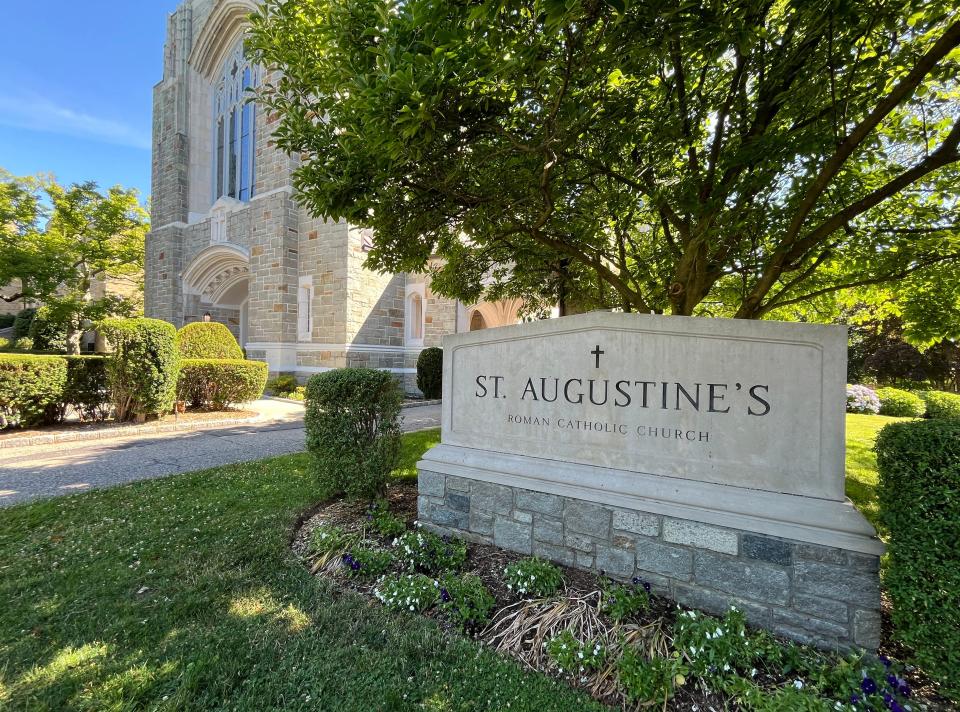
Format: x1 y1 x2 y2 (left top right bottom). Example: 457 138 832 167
0 171 147 352
249 0 959 326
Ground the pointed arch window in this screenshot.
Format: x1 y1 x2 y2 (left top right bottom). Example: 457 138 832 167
213 41 262 203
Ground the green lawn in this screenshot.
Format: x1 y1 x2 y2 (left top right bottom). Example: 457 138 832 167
0 417 895 710
844 412 911 534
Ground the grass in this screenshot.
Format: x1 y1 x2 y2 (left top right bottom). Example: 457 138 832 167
0 427 609 711
844 413 912 533
0 417 896 710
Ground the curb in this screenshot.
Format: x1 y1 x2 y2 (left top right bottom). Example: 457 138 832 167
0 414 273 451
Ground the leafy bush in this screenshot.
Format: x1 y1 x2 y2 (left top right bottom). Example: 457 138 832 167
366 500 407 538
546 630 606 676
374 573 438 612
177 359 268 409
12 308 36 339
99 318 180 422
394 529 467 574
177 322 243 359
673 608 751 682
305 368 403 499
846 384 880 414
0 313 14 329
602 578 651 621
919 390 960 420
503 557 563 598
28 306 68 353
342 547 394 580
44 356 111 423
876 387 925 418
618 649 684 705
876 419 960 700
438 573 496 631
0 337 9 350
416 347 443 399
0 354 67 429
13 337 33 351
266 374 299 396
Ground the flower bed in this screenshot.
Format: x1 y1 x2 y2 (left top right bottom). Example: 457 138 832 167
294 481 951 711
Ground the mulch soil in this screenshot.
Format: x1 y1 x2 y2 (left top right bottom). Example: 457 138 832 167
292 480 951 711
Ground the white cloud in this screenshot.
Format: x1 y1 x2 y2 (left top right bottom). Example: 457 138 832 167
0 92 150 150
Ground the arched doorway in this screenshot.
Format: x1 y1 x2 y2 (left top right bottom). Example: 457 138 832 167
470 310 487 331
181 244 250 344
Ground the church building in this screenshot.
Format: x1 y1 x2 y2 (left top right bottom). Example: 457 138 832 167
145 0 523 391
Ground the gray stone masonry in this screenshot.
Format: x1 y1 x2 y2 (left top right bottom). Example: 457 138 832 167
419 473 882 651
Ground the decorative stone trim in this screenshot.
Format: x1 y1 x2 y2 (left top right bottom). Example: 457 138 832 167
418 472 882 651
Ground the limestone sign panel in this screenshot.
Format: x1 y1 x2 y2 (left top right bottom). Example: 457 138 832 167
442 313 847 501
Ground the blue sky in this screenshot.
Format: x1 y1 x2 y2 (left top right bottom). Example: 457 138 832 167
0 1 182 201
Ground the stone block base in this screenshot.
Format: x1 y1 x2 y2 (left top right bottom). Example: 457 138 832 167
418 471 881 651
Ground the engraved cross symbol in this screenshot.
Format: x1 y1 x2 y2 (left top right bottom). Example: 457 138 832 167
591 345 605 369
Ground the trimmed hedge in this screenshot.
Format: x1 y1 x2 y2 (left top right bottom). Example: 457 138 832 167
876 387 925 418
99 318 180 421
55 356 111 422
0 354 68 429
178 359 268 410
178 322 243 360
305 368 402 499
876 419 960 701
416 347 443 399
12 308 35 339
920 390 960 420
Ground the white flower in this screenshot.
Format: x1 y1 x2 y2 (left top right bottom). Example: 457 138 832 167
793 679 803 689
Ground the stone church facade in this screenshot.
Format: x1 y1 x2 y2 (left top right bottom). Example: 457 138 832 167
145 0 522 391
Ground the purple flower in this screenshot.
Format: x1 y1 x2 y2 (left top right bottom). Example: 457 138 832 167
886 674 898 687
879 654 891 668
850 693 860 705
631 577 640 585
351 560 361 571
440 588 451 603
643 582 651 592
890 701 904 712
882 692 893 707
898 681 911 698
861 677 877 695
343 554 354 565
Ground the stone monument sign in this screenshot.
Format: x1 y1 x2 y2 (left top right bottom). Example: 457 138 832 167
418 313 883 649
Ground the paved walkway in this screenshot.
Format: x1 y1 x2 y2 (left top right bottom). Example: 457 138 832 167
0 403 440 508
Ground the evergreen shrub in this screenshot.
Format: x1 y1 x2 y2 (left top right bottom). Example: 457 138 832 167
177 359 268 410
305 368 402 499
875 387 925 418
876 419 960 701
99 318 180 421
177 322 243 359
0 354 67 429
12 308 36 339
919 390 960 420
416 347 443 399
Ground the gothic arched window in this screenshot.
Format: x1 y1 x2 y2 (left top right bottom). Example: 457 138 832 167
213 41 261 203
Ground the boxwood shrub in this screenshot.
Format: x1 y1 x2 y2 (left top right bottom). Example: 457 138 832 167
876 419 960 700
876 387 925 418
305 368 402 499
99 318 180 422
0 354 67 429
58 356 111 422
919 390 960 420
177 322 243 360
178 359 268 410
416 347 443 399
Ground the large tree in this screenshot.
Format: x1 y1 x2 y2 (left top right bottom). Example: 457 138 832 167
0 171 147 353
249 0 960 319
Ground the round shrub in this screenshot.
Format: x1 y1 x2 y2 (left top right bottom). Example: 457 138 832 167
12 308 36 339
846 384 880 414
876 419 960 700
0 313 14 329
920 390 960 420
99 318 180 422
28 306 68 353
0 337 9 351
876 387 925 418
416 347 443 399
266 374 298 397
13 337 33 352
177 322 243 360
177 359 268 410
0 354 67 429
305 368 403 500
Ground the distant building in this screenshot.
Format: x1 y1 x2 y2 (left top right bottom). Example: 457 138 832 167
146 0 522 391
